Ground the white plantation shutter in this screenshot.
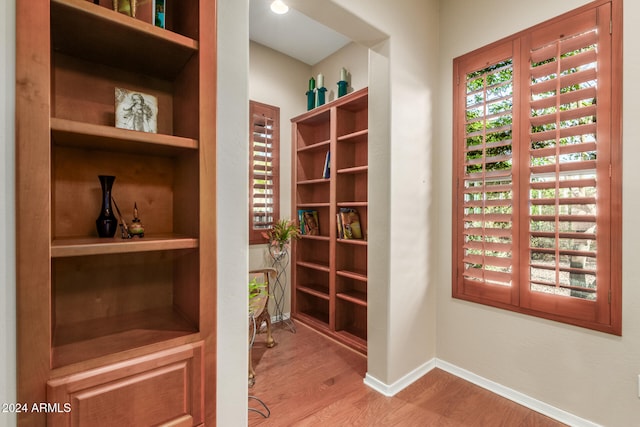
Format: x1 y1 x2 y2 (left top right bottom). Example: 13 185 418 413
249 101 280 244
453 0 621 334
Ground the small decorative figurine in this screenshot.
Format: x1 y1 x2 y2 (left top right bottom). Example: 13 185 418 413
111 198 145 239
128 203 145 237
114 0 137 17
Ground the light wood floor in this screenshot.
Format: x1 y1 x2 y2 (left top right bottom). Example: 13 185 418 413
248 321 565 426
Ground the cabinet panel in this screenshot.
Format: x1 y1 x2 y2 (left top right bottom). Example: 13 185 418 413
47 343 204 427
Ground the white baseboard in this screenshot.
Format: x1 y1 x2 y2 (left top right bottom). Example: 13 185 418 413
435 359 602 427
363 358 436 396
364 358 601 427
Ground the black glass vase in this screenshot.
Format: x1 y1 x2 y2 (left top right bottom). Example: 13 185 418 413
96 175 117 238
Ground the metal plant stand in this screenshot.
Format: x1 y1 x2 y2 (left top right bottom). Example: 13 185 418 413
248 313 270 418
269 246 296 333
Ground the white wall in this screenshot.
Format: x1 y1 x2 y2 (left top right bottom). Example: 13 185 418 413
216 0 250 425
312 42 369 102
1 1 16 427
436 1 640 426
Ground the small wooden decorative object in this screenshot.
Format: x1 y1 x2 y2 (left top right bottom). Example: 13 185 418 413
114 0 137 17
129 202 145 237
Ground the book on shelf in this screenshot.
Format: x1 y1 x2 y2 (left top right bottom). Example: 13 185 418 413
298 209 320 235
338 208 363 239
154 0 166 29
322 151 330 179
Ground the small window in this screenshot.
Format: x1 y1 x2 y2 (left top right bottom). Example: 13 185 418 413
249 101 280 244
452 0 622 334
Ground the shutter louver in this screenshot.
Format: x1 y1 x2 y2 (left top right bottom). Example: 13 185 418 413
527 19 600 300
252 114 275 231
462 59 515 289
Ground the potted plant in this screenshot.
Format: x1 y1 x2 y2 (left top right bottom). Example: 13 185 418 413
249 277 268 318
261 218 301 259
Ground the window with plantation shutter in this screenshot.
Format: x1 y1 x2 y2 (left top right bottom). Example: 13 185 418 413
452 0 622 334
249 101 280 244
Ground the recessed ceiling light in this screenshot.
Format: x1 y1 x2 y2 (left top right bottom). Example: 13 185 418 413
270 0 289 14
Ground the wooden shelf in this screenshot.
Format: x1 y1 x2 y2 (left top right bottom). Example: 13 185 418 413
292 108 331 126
297 284 330 300
301 234 331 242
338 129 368 141
297 202 331 208
297 261 331 273
337 238 368 246
337 201 368 208
294 311 330 330
52 307 198 368
297 140 331 152
297 178 330 185
337 290 367 306
51 118 198 155
51 0 197 80
336 269 368 282
337 165 368 174
51 234 198 257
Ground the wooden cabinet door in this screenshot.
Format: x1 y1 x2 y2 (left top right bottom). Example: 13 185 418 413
47 342 204 427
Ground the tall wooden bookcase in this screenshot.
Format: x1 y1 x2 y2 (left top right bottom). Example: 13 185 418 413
291 88 368 354
15 1 216 425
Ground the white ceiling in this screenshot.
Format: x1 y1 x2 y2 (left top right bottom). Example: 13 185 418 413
249 0 352 66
